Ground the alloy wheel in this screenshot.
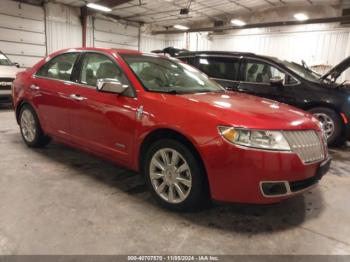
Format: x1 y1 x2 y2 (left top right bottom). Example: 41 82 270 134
149 148 192 204
20 109 37 143
313 112 335 139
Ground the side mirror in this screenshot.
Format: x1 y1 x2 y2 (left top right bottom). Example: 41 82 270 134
270 77 284 86
96 78 129 94
14 62 20 68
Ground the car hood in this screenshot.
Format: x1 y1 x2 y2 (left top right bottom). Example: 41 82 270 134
169 91 320 131
321 56 350 81
0 65 23 78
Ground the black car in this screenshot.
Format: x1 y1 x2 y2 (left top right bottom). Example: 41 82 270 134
152 47 189 57
176 51 350 145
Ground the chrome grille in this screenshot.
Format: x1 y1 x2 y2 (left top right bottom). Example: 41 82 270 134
283 130 325 164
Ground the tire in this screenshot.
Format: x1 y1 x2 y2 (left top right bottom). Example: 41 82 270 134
308 107 343 146
143 139 209 211
19 104 51 148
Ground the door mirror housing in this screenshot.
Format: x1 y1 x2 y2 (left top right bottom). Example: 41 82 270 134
96 78 129 94
13 62 20 68
270 77 284 86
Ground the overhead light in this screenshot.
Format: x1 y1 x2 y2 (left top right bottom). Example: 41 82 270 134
87 3 112 12
174 24 189 30
294 13 309 21
231 19 246 26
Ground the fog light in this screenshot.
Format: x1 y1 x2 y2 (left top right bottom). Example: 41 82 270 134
261 182 288 196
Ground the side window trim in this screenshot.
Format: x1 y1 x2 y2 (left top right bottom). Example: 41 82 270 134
71 52 85 84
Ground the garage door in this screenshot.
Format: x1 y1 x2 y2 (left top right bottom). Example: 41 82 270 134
0 0 46 68
94 18 139 50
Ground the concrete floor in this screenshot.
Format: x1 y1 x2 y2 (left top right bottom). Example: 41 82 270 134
0 104 350 255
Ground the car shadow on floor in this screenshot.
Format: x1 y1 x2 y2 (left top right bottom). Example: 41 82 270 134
14 136 326 235
329 142 350 177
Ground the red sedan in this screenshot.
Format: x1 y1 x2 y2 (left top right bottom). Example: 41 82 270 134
12 48 331 211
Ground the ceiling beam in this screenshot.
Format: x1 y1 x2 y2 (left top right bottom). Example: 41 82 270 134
152 15 350 34
263 0 276 6
227 0 253 12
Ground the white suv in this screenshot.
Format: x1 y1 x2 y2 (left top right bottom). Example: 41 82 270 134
0 52 22 103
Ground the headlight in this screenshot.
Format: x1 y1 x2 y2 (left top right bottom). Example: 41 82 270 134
218 126 291 151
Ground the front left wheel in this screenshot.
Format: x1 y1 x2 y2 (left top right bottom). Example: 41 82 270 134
19 104 51 148
143 139 209 211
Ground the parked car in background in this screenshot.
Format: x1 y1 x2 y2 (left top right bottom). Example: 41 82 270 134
176 51 350 146
0 51 22 103
152 47 189 57
12 48 330 211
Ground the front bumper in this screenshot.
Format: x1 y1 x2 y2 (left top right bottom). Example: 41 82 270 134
260 156 331 197
200 137 331 204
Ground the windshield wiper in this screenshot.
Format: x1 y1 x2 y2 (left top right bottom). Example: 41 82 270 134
150 89 182 94
149 88 225 94
163 89 181 94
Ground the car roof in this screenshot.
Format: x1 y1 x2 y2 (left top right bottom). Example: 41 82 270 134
176 50 278 60
53 47 151 56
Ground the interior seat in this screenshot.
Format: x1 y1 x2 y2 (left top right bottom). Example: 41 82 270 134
139 66 166 88
85 68 96 86
57 61 73 80
246 64 259 82
256 65 272 83
96 62 121 80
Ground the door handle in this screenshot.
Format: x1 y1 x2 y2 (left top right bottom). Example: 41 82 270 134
30 84 40 91
70 94 87 101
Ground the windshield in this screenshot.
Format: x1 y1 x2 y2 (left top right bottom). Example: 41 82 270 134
0 53 13 66
279 60 321 83
122 54 225 94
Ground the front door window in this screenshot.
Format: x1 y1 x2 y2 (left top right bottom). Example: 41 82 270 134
244 61 286 84
79 53 130 88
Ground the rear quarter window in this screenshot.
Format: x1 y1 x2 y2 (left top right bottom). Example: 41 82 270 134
36 53 79 81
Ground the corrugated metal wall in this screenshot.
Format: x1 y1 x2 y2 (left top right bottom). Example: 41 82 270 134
140 34 167 52
0 0 45 68
209 26 350 69
166 24 350 79
93 18 139 50
45 3 82 54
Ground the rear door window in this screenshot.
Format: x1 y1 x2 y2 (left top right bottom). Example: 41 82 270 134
197 57 239 81
36 53 79 81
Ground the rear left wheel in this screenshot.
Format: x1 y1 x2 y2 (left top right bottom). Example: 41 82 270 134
19 104 51 148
